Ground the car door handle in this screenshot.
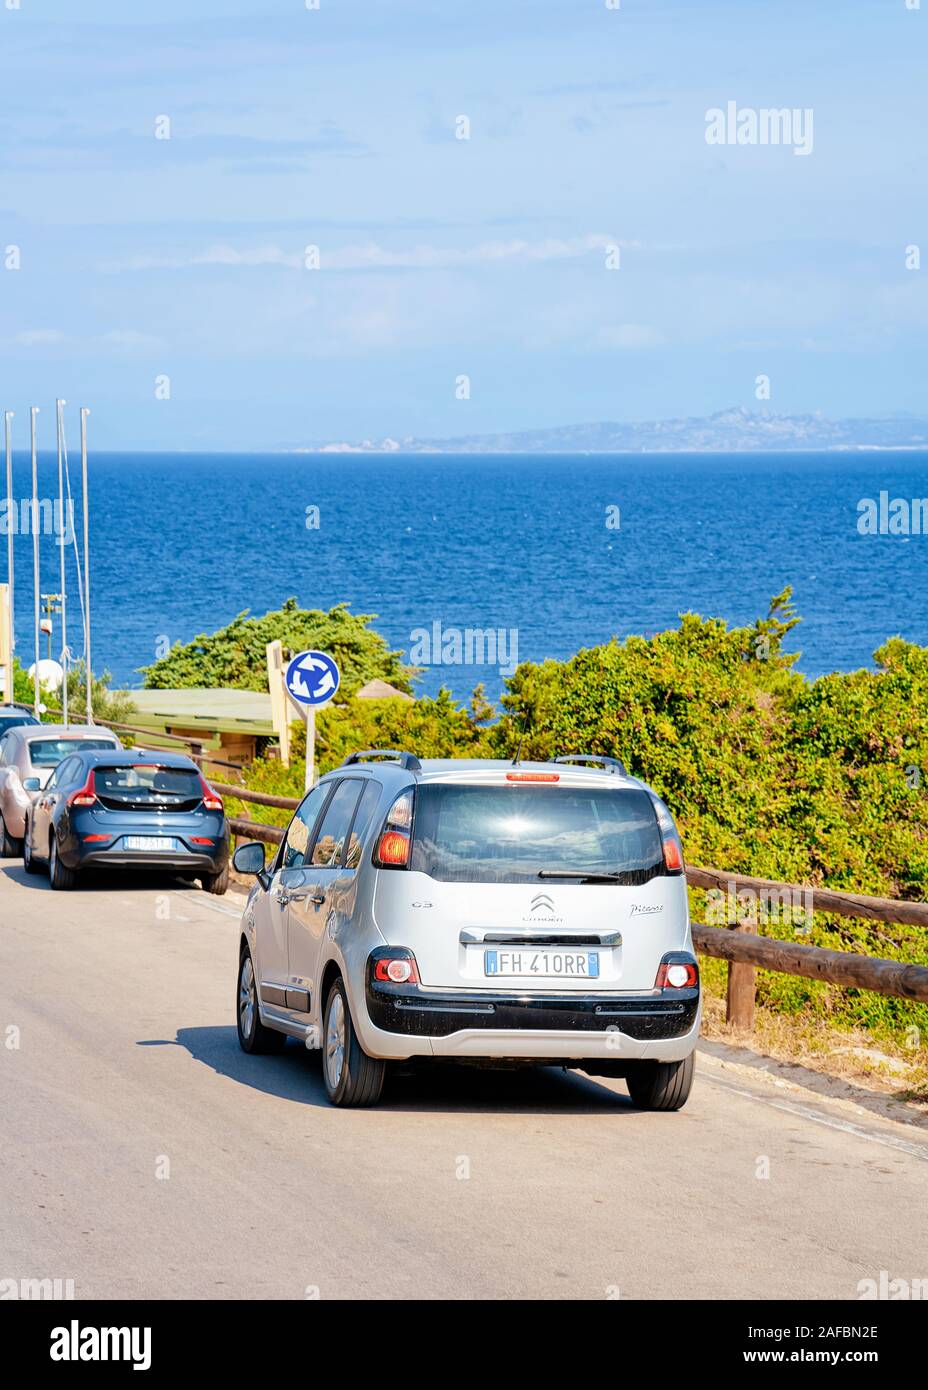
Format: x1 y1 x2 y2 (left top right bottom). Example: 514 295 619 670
275 886 308 904
310 892 326 906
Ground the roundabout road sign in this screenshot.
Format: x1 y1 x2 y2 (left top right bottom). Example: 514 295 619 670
284 649 341 708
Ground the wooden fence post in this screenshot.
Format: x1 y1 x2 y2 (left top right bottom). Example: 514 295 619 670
726 920 756 1030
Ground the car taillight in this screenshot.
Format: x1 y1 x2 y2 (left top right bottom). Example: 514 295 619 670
199 777 223 812
69 772 96 807
506 771 559 782
376 830 409 866
371 948 420 985
649 793 684 875
655 960 699 989
373 956 420 984
663 838 683 872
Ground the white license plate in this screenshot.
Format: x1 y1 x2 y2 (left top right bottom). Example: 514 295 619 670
484 949 600 979
124 836 177 852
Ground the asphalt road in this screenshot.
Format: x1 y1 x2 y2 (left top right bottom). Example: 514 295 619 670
1 861 926 1300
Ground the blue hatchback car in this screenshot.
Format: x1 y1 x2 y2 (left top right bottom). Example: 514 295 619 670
22 749 229 893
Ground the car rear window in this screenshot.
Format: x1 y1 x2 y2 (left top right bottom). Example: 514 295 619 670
0 716 37 736
93 764 202 807
409 784 664 885
27 738 117 767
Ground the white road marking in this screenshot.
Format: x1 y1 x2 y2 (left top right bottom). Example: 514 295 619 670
701 1071 928 1163
169 888 243 920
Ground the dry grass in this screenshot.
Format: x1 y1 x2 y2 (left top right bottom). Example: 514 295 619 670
701 991 928 1106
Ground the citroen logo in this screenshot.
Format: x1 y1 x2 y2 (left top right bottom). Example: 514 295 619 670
530 893 555 915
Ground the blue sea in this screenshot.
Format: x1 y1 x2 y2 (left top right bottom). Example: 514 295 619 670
7 450 928 703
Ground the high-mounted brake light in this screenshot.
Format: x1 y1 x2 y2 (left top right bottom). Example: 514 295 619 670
506 772 559 783
199 777 223 812
377 830 409 866
68 772 96 808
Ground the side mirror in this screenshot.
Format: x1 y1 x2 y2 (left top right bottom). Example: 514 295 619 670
22 777 40 792
232 841 266 876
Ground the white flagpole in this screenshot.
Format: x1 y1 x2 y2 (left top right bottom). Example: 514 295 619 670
56 399 68 727
30 406 40 717
4 411 14 688
80 408 91 725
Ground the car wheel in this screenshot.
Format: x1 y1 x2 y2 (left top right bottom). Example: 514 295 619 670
48 836 77 891
322 975 385 1108
236 946 286 1055
22 820 42 875
0 810 21 858
625 1053 694 1111
202 861 229 895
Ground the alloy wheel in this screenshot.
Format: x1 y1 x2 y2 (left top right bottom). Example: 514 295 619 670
325 991 346 1090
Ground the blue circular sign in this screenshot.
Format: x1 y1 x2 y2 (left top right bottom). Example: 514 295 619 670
285 649 341 707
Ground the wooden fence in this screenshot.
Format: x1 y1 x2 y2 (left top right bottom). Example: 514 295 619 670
220 783 928 1027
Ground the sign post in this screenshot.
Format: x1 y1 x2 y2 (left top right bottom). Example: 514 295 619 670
265 640 291 767
283 649 341 791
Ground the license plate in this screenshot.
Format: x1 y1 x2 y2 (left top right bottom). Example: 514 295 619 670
484 949 600 979
124 836 177 852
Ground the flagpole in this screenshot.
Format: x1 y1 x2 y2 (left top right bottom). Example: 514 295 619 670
56 399 68 727
80 408 91 725
4 411 14 698
30 406 40 717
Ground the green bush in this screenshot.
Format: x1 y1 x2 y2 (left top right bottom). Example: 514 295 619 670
227 590 928 1047
139 599 413 697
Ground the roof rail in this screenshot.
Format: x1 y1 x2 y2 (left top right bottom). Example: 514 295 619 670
553 754 627 775
341 748 422 773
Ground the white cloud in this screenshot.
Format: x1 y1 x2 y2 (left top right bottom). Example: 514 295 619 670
16 329 67 345
109 234 632 273
595 323 664 349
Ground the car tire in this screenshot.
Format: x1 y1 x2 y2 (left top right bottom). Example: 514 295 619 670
22 820 42 875
0 811 21 858
202 861 229 895
236 946 286 1055
322 975 385 1108
625 1052 694 1111
48 836 77 891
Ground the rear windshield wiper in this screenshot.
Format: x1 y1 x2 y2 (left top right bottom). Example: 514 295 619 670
538 870 624 882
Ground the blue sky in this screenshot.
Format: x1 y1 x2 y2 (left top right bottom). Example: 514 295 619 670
0 0 925 449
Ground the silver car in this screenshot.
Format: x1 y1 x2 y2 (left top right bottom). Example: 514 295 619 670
0 723 123 855
233 750 701 1110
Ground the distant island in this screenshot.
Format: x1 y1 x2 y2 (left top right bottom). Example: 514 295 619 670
287 407 928 455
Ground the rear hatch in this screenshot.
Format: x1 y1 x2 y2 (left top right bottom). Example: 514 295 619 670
84 763 222 843
373 777 689 992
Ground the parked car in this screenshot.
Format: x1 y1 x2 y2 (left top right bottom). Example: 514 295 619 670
232 749 700 1110
0 704 41 739
22 748 230 893
0 723 123 855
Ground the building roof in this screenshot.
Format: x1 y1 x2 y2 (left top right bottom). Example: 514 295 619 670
355 679 413 701
128 688 276 737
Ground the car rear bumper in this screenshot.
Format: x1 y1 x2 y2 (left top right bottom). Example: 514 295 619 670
360 981 701 1061
70 848 224 872
62 835 228 874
